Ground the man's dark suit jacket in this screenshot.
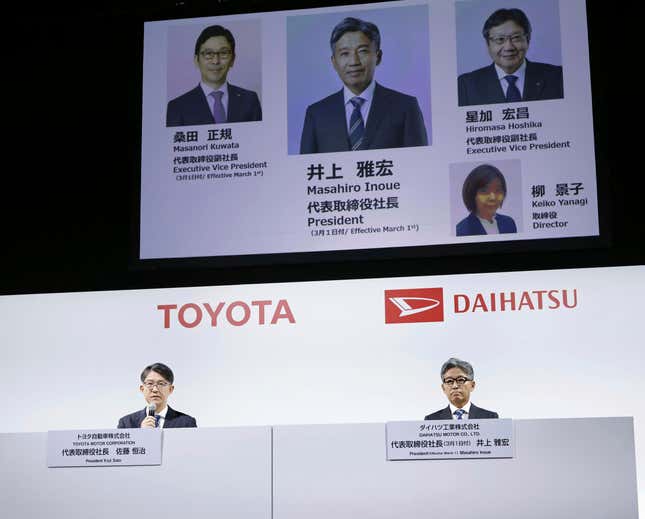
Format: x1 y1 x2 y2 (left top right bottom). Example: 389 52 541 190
299 82 428 154
424 403 498 420
117 406 197 428
456 212 517 236
457 60 563 106
166 83 262 127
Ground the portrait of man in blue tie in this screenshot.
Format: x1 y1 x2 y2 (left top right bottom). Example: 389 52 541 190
166 25 262 127
424 358 498 421
117 363 197 429
457 8 564 107
299 17 428 154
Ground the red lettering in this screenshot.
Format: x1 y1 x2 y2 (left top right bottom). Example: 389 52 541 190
517 291 535 310
252 300 272 325
157 304 177 329
562 289 578 308
547 290 560 309
472 294 489 312
500 292 516 311
178 303 202 328
227 301 251 326
271 299 296 324
532 290 547 309
453 294 470 313
203 302 225 327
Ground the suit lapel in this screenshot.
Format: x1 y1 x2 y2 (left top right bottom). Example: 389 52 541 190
440 406 453 420
328 90 351 151
523 60 545 101
468 213 486 235
227 84 241 122
192 86 215 124
163 406 178 427
482 65 506 104
363 83 385 148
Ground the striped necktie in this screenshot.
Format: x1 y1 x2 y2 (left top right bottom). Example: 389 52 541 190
454 409 466 420
348 97 366 151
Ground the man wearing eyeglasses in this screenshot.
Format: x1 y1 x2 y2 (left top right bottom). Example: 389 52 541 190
424 357 498 420
166 25 262 126
117 363 197 428
457 8 563 106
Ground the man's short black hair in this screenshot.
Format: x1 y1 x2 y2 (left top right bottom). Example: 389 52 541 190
140 363 174 384
330 17 381 54
194 25 236 56
461 164 508 213
482 8 532 43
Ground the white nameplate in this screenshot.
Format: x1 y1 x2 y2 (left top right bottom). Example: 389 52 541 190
47 429 162 467
386 419 513 460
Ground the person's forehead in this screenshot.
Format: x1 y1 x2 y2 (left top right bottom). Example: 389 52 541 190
444 367 468 377
201 36 232 50
336 31 373 48
489 20 523 35
144 370 168 381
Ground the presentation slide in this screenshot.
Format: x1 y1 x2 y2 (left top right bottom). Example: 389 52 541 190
140 0 598 260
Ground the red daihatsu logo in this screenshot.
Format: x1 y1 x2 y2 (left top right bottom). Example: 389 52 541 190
385 288 444 323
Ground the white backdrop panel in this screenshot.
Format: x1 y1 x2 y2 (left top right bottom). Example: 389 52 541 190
0 265 643 497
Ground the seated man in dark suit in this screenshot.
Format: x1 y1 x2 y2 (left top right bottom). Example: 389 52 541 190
118 362 197 428
166 25 262 126
425 357 498 420
458 8 563 106
300 17 427 154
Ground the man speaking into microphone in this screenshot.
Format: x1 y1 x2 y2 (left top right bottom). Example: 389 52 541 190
118 363 197 429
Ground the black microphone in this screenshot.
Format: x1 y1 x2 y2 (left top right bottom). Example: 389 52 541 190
147 402 157 418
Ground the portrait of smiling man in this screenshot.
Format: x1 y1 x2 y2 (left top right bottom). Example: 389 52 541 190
424 357 498 420
166 24 262 127
299 16 428 154
457 7 564 106
117 362 197 429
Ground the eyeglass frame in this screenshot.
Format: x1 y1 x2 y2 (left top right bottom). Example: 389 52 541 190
487 33 528 46
199 49 233 61
442 376 472 387
142 381 172 390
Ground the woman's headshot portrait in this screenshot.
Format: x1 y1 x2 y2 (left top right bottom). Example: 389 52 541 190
456 163 518 236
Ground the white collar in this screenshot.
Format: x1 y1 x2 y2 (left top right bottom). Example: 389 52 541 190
494 60 526 81
449 401 472 416
342 80 376 106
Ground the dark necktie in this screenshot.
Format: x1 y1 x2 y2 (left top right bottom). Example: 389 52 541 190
454 409 465 420
505 75 521 102
154 415 161 428
210 90 227 123
348 97 366 151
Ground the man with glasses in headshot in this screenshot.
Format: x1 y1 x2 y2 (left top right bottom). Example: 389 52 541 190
118 363 197 428
457 8 563 106
166 24 262 126
424 357 498 420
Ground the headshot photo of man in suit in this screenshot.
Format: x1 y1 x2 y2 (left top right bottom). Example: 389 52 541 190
166 25 262 127
299 17 428 154
456 163 517 237
458 8 564 106
118 362 197 429
425 357 498 420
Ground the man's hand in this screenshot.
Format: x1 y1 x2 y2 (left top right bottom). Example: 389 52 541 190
140 415 156 428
